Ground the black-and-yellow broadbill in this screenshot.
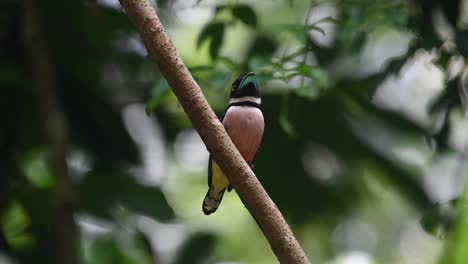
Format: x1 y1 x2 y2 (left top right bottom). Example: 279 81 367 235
203 72 264 215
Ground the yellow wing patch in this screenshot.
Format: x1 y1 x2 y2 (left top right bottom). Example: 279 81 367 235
211 160 230 193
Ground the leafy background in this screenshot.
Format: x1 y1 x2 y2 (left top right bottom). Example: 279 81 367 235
2 0 468 263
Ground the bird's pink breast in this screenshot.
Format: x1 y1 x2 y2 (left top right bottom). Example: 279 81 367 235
222 106 264 162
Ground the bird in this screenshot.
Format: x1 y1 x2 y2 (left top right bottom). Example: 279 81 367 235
202 72 264 215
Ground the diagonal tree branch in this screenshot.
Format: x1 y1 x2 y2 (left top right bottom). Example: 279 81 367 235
118 1 310 263
22 0 78 263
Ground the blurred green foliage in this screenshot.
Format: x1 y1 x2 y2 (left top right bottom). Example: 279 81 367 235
2 0 468 263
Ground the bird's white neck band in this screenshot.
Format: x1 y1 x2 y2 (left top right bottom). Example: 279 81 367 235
229 96 261 105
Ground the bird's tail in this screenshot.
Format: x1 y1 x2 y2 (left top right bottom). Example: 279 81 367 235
202 187 226 215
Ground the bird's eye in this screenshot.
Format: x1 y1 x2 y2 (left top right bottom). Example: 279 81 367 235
231 84 237 92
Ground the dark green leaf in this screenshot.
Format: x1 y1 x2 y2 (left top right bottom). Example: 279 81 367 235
247 35 278 57
118 184 174 222
0 63 29 89
214 5 229 15
279 100 296 138
156 0 169 8
1 200 35 250
197 22 224 49
88 237 122 264
209 24 224 59
293 86 320 100
145 89 171 115
307 25 325 35
443 187 468 263
457 30 468 56
312 16 340 25
84 229 155 264
288 65 329 89
197 22 225 59
63 87 140 165
232 5 257 27
146 80 172 115
299 65 328 87
188 65 214 73
173 233 215 264
79 170 175 221
279 24 327 42
350 31 367 55
217 56 238 69
421 203 455 239
19 146 53 189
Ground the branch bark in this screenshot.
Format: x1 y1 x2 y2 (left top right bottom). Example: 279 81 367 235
118 1 310 263
22 1 78 263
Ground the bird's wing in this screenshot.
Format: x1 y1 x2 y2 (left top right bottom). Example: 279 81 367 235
207 107 230 187
207 154 212 187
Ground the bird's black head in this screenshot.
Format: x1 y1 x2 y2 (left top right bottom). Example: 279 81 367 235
230 72 260 99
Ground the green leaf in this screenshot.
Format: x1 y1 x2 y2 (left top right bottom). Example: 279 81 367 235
88 237 123 264
19 146 53 189
197 22 224 48
1 200 35 250
440 185 468 263
156 0 169 8
63 87 141 165
217 56 238 69
247 35 278 57
188 65 214 73
231 5 257 27
173 233 215 264
214 5 229 16
79 170 175 221
0 63 29 89
350 31 367 55
209 24 224 59
145 90 171 115
307 24 326 35
421 203 455 239
305 67 329 89
289 65 329 89
312 16 340 25
279 108 296 138
197 22 225 59
279 24 327 42
85 230 154 264
145 81 172 115
457 30 468 56
118 184 174 222
293 86 320 100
